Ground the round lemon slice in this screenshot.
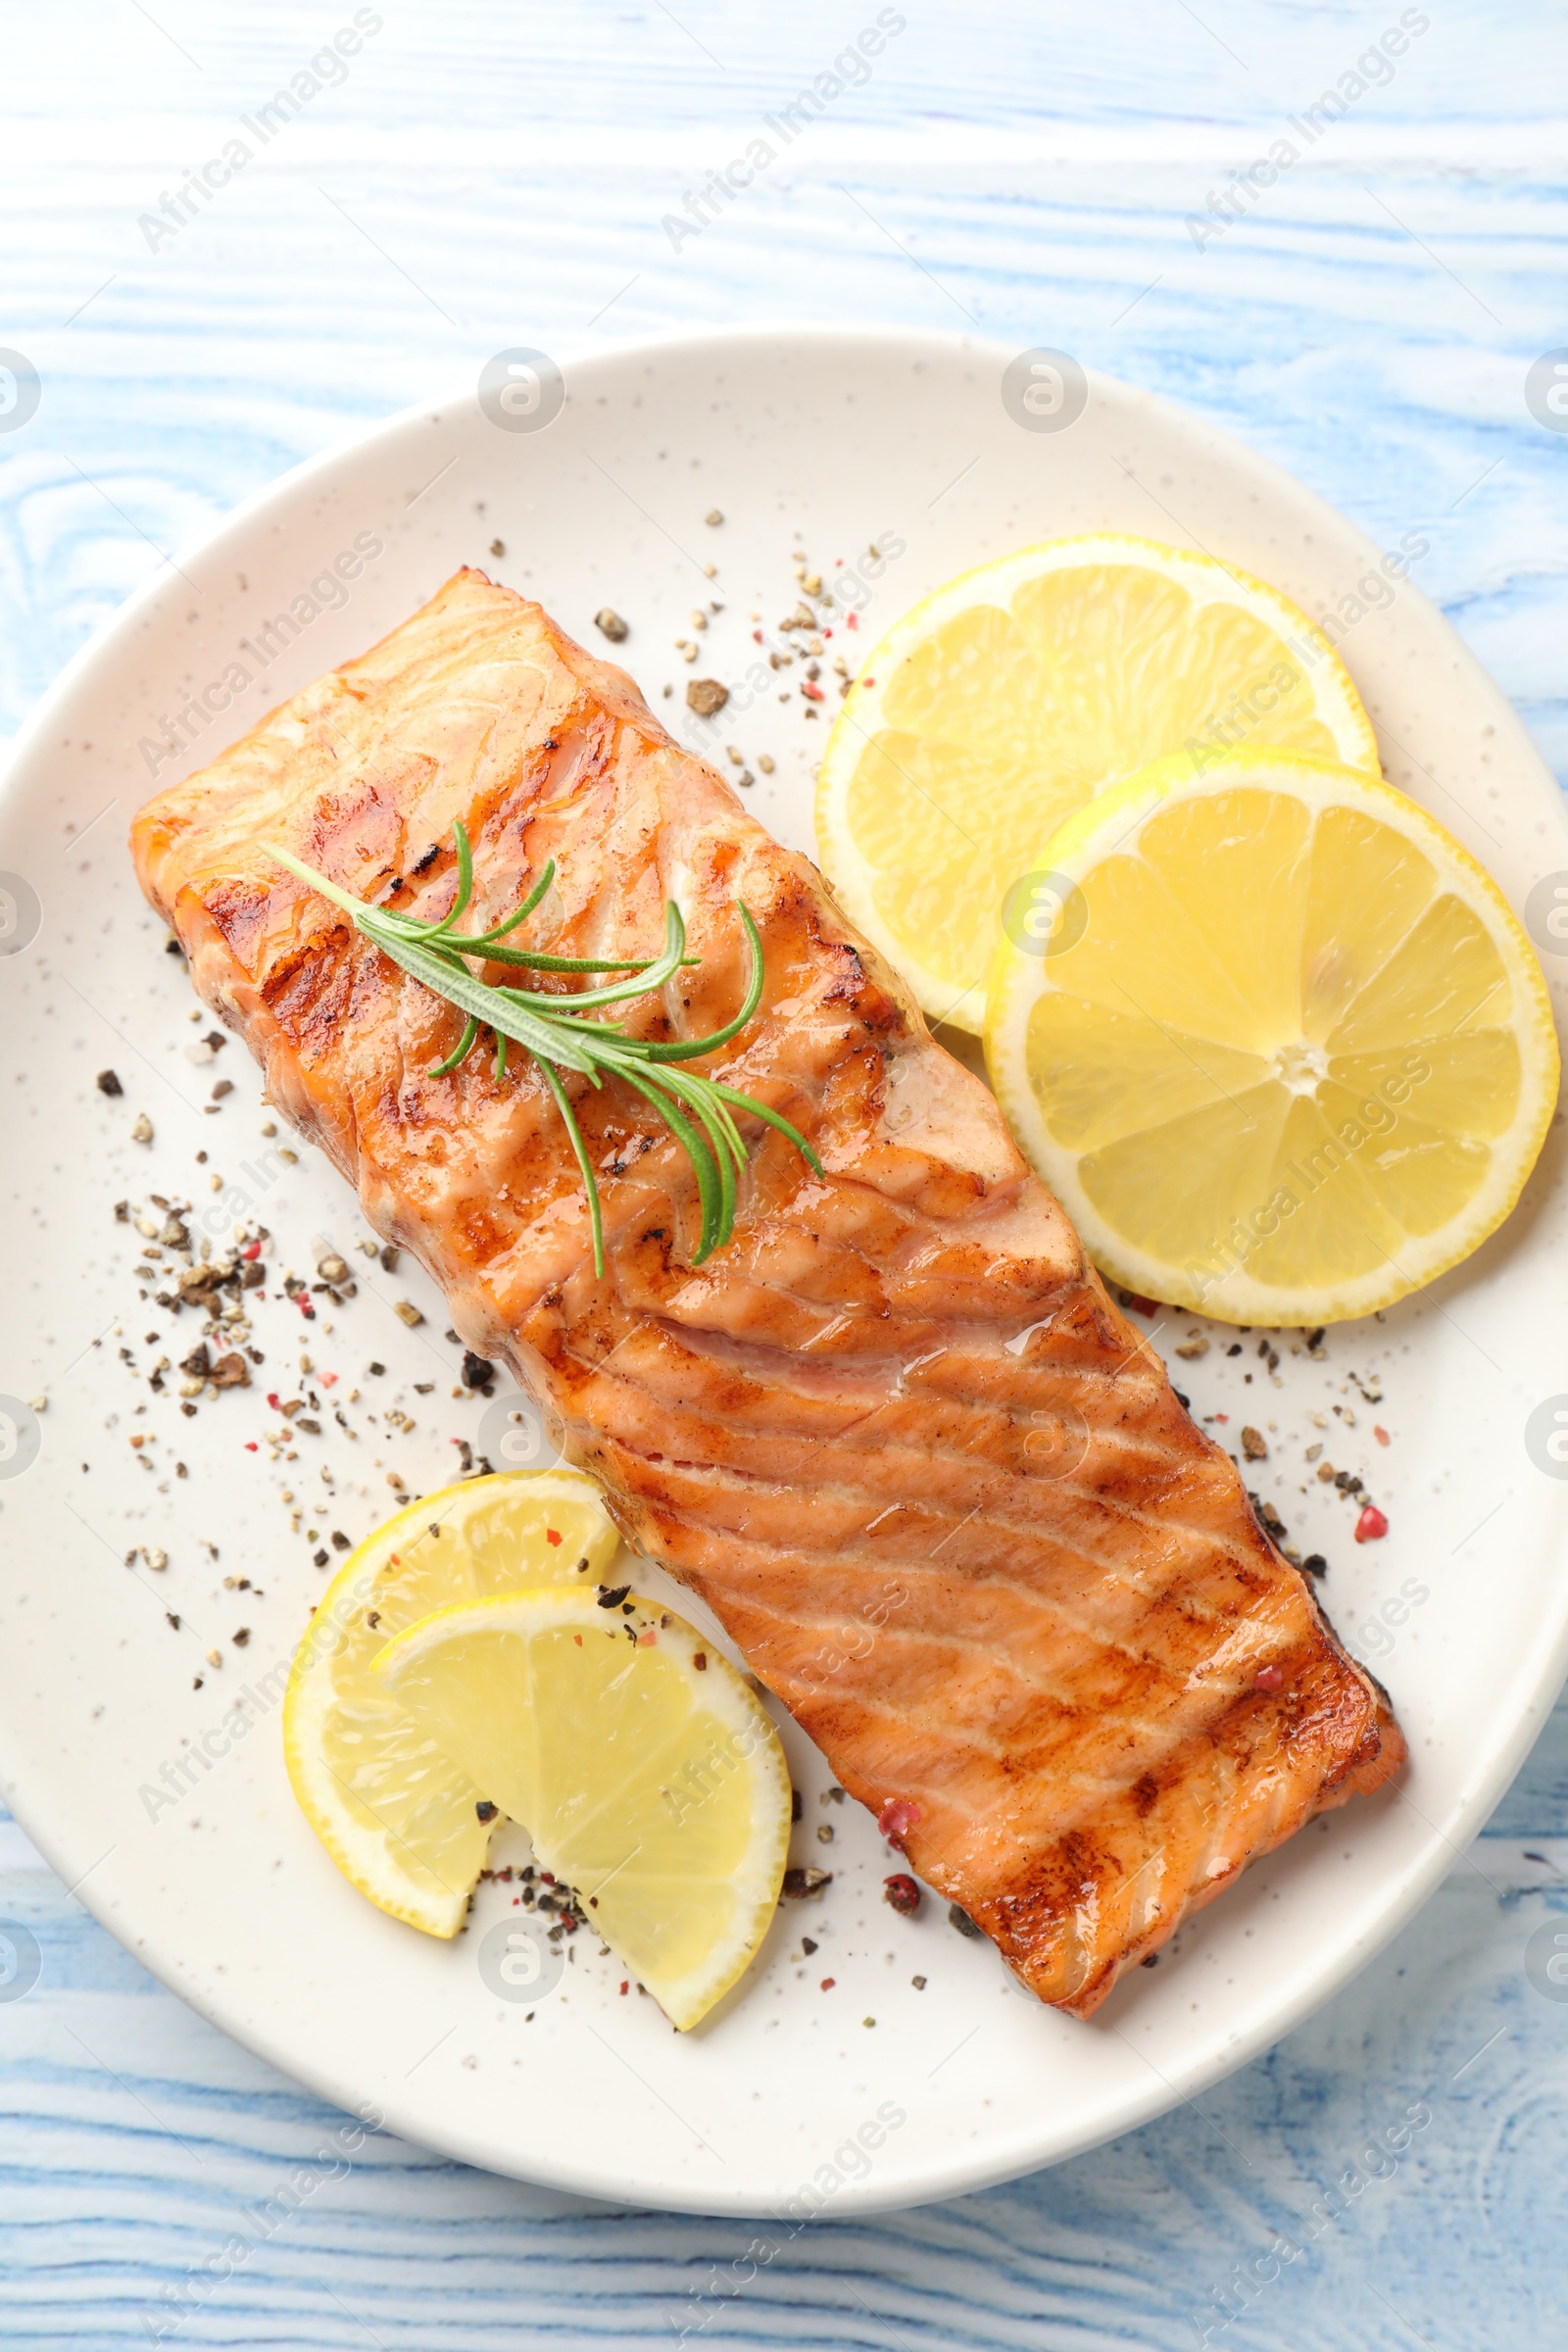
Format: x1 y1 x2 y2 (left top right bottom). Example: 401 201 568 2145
283 1469 622 1936
985 749 1558 1326
371 1591 791 2030
817 533 1379 1032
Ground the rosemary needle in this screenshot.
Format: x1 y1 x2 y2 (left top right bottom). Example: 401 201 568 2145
266 823 822 1277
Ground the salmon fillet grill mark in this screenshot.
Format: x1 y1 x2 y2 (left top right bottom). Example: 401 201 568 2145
131 566 1406 2018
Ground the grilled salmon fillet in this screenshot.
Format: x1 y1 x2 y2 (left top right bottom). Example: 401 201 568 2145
131 567 1404 2018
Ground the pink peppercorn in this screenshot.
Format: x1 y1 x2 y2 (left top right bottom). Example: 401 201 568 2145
878 1798 919 1843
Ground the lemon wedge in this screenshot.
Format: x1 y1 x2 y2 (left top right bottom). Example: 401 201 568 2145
985 749 1558 1326
816 533 1379 1031
371 1591 791 2030
283 1469 621 1936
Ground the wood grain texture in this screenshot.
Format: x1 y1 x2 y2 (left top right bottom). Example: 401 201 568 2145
2 2 1566 2342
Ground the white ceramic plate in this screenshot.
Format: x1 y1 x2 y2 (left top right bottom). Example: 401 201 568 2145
1 325 1565 2218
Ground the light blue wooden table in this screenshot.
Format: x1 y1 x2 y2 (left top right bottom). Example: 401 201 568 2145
3 4 1567 2342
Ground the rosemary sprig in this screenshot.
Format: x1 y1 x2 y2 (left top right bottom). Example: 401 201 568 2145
266 824 822 1277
